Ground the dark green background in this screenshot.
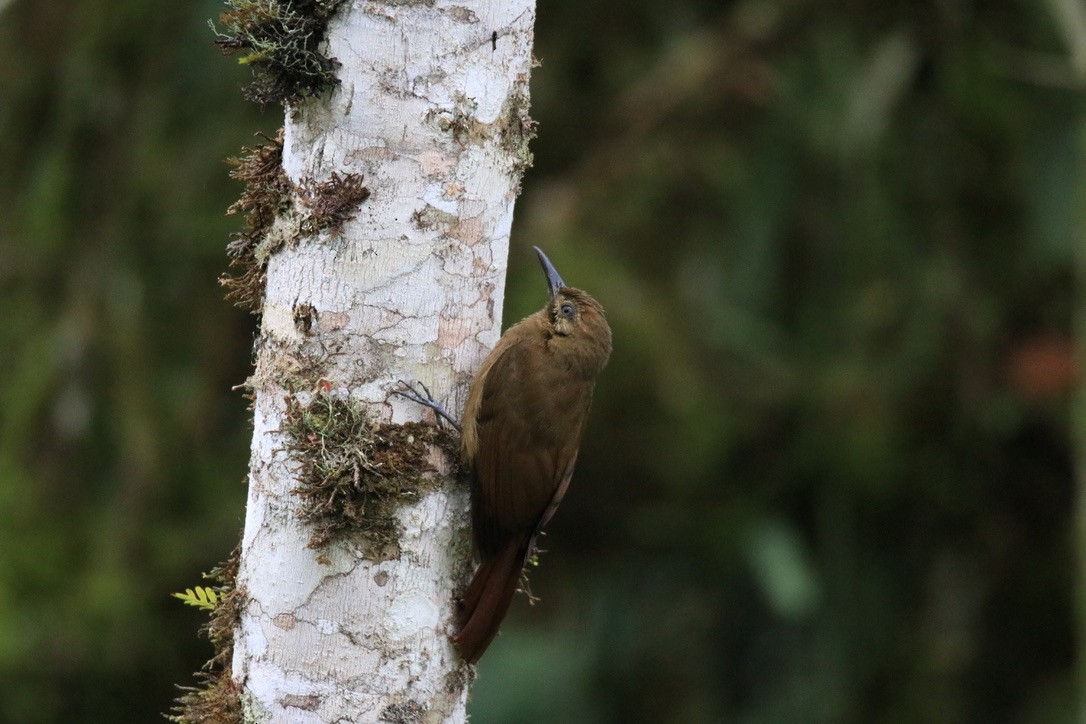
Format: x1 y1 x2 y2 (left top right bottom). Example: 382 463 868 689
1 1 1082 721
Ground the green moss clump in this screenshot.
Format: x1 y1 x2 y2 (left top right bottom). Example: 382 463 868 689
214 0 347 106
168 547 245 724
284 392 457 560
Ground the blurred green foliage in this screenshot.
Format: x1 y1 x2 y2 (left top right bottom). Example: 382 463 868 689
0 0 1083 722
0 2 262 720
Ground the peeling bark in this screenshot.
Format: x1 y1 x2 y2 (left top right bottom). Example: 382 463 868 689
231 2 536 721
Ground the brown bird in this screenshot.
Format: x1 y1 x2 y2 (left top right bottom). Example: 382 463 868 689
400 246 612 664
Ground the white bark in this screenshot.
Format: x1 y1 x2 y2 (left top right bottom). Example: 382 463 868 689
232 1 536 721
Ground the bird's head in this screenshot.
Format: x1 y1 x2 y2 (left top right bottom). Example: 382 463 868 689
534 247 613 371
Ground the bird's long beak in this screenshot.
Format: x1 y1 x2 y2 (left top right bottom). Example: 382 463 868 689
533 246 566 299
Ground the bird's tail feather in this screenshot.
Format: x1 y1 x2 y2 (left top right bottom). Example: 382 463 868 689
452 536 530 664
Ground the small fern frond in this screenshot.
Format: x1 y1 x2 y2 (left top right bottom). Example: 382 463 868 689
172 586 221 611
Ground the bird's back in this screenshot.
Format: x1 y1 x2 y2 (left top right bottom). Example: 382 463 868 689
464 312 595 559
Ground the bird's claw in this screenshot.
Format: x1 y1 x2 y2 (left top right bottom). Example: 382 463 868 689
394 380 462 433
395 380 432 406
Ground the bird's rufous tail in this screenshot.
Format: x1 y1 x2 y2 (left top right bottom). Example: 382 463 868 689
451 535 531 664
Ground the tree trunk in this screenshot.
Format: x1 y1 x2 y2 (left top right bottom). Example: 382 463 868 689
231 2 537 721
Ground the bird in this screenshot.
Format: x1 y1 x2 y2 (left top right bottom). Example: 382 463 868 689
399 246 612 663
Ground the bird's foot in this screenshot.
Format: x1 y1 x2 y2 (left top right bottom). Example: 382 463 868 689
394 380 462 433
517 568 541 606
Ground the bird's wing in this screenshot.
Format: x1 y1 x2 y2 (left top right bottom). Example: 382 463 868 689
470 339 574 560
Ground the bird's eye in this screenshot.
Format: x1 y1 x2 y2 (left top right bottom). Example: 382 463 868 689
560 302 575 318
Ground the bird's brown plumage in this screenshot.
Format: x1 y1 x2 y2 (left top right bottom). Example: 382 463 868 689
451 253 612 664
